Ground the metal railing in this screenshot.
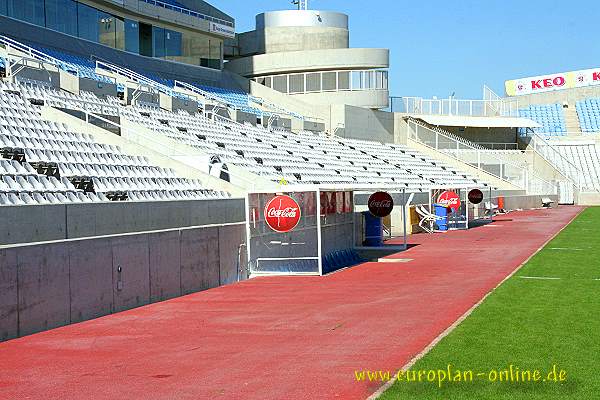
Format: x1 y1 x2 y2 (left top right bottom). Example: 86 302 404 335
474 142 520 150
520 133 583 190
406 117 558 194
174 80 235 111
396 96 520 117
45 99 262 191
96 61 197 104
136 0 234 27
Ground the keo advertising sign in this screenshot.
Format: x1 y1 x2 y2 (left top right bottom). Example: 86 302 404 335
505 68 600 96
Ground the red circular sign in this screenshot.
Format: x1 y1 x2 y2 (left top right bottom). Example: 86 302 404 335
264 195 301 233
468 189 484 205
437 191 461 210
368 191 394 217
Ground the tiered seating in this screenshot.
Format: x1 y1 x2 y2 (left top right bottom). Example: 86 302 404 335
119 103 480 188
576 98 600 133
0 81 231 205
549 141 600 191
519 104 566 135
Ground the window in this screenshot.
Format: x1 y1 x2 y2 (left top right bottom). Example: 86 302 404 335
0 0 7 15
306 73 321 92
77 2 98 42
152 26 165 58
45 0 77 36
7 0 45 27
98 10 117 48
289 74 305 94
124 20 139 54
273 75 288 93
338 71 350 90
322 72 337 91
165 29 182 58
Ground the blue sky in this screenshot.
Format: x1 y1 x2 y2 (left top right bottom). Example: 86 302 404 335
210 0 599 99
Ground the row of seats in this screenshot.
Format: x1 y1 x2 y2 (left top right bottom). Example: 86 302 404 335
322 249 364 274
576 98 600 133
0 81 232 205
549 141 600 192
519 104 566 135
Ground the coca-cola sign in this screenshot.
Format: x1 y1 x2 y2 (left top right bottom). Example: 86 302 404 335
264 195 301 233
368 192 394 217
437 191 461 211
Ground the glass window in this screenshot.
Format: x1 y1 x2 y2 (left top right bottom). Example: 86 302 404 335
124 20 140 54
7 0 45 27
289 74 305 94
322 72 337 91
153 26 165 58
272 75 288 93
338 71 350 90
306 73 321 92
0 0 7 16
45 0 77 36
98 11 117 48
165 29 182 57
77 3 98 42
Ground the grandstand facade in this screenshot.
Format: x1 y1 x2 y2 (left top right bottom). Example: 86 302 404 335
0 0 598 343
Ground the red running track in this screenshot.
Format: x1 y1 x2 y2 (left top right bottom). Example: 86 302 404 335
0 206 583 400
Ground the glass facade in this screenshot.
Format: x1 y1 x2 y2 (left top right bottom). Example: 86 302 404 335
0 0 224 70
256 70 389 95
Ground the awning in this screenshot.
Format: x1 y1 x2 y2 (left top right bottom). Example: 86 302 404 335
417 115 541 128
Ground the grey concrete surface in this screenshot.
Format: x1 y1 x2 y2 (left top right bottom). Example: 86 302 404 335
0 222 246 342
0 198 245 246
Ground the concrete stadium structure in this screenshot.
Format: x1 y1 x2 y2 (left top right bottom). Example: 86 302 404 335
0 0 596 346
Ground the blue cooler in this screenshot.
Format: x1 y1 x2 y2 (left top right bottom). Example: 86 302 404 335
363 211 384 246
433 204 448 231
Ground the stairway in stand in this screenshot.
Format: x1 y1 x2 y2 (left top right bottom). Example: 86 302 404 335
564 103 582 134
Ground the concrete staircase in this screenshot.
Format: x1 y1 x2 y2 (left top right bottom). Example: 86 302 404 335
564 103 582 134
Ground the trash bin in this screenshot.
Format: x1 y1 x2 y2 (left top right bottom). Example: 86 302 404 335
433 204 448 231
363 211 384 246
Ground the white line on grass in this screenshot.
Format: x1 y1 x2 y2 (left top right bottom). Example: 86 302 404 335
519 276 561 280
367 208 585 400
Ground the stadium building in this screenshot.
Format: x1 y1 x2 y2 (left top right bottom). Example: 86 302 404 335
0 1 598 398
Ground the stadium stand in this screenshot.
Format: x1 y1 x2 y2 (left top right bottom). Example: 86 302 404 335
0 80 231 205
518 103 566 135
576 98 600 133
549 141 600 191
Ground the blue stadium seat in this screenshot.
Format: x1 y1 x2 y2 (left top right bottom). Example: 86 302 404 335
576 98 600 134
519 103 566 136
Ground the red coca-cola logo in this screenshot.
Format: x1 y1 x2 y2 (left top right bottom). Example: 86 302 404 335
368 192 394 217
437 191 461 210
264 195 301 233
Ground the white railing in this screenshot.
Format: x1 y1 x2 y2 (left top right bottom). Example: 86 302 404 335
136 0 234 27
96 61 197 104
46 99 262 191
406 117 558 194
397 96 520 117
521 133 583 190
174 80 236 111
474 142 520 150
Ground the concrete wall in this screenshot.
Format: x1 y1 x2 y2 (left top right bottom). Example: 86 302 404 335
0 198 245 246
0 222 246 342
329 105 408 144
295 88 389 110
225 48 389 78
